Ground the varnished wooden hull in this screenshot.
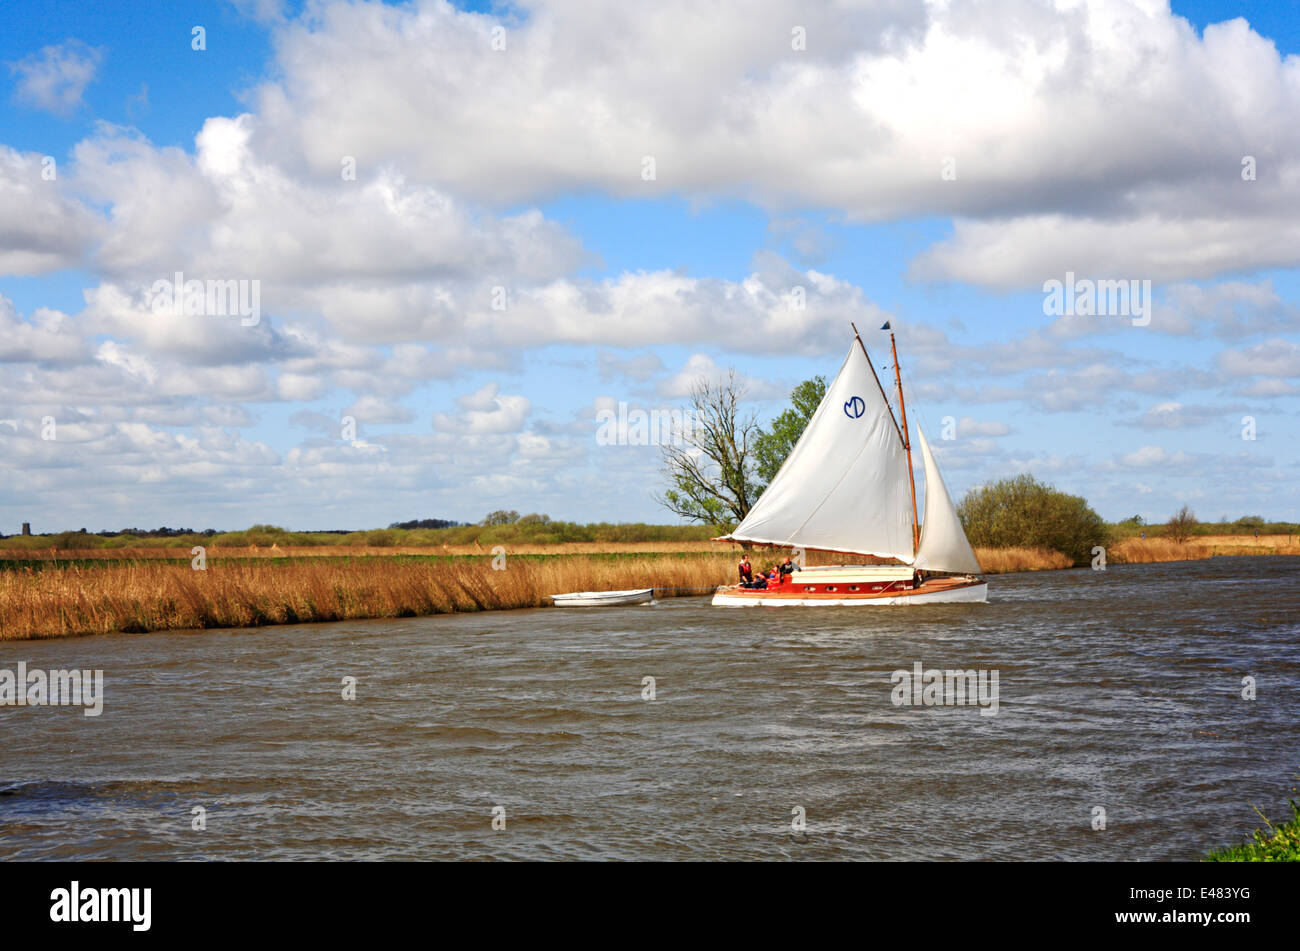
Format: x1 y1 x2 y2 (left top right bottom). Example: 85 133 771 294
712 574 987 606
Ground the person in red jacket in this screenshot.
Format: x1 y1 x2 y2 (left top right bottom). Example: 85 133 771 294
738 554 754 584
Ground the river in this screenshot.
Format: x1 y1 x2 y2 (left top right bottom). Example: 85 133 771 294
2 556 1297 860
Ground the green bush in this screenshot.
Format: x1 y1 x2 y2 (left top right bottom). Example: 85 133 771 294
958 474 1109 566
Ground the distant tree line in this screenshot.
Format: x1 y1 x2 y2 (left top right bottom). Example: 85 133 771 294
388 518 466 530
0 506 1290 554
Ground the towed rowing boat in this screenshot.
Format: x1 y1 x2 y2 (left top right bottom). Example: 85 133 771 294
550 588 654 607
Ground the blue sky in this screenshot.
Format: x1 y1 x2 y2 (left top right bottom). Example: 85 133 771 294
1 0 1297 531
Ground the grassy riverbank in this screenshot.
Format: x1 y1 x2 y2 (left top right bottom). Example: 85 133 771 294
1 535 1295 640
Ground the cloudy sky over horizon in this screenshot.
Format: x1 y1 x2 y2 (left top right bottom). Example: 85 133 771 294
1 0 1297 532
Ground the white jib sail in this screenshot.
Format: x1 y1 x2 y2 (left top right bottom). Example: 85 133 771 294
913 426 982 574
728 342 915 561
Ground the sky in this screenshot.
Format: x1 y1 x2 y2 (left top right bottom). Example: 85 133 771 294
0 0 1297 532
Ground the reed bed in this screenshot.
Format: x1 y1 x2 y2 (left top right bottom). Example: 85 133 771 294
0 554 735 641
1109 537 1212 563
1108 535 1299 563
972 546 1073 572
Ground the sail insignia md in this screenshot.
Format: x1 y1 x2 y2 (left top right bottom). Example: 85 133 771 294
713 323 987 607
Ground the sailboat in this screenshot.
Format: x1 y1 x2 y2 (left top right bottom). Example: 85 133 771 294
712 323 987 606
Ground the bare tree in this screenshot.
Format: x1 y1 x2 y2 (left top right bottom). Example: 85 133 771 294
659 370 761 535
1166 504 1197 544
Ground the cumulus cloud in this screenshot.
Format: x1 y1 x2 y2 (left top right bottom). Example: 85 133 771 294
0 296 87 365
72 118 586 288
8 39 103 116
243 0 1300 285
344 394 415 424
433 382 531 434
1100 444 1271 476
911 213 1300 289
0 147 104 275
250 0 927 202
1126 401 1225 430
956 417 1012 437
655 353 786 400
1110 445 1199 470
1155 281 1300 338
424 255 888 354
1217 338 1300 380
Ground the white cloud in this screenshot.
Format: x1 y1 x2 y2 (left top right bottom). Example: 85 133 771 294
277 373 327 401
8 39 103 116
1127 401 1225 430
1155 280 1299 338
242 0 1300 285
0 296 87 364
911 213 1300 289
343 395 415 424
1218 338 1300 380
1112 445 1196 470
72 118 586 289
0 147 104 275
434 382 531 434
401 255 893 355
655 353 786 400
1238 379 1299 398
94 341 156 384
957 417 1012 437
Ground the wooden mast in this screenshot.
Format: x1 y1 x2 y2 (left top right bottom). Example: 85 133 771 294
884 323 921 555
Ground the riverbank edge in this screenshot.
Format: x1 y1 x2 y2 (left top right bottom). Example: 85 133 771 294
1204 798 1300 861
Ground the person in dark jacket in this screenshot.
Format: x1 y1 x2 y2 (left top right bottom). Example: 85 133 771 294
738 554 754 584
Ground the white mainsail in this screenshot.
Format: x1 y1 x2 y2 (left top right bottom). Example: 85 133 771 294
726 341 915 560
913 426 983 574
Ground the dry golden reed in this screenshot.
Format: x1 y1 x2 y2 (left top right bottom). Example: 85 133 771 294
1110 534 1300 564
1109 537 1212 563
972 546 1073 572
0 554 735 641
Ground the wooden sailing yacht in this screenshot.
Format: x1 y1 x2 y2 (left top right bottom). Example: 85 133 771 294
712 323 987 606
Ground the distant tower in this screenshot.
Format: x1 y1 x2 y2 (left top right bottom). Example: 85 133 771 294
21 522 31 536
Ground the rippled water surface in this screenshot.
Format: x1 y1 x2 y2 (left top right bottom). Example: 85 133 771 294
2 557 1298 860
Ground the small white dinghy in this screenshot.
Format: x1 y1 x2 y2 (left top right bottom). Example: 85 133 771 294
550 588 654 607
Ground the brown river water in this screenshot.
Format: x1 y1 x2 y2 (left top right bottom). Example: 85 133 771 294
2 556 1297 861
